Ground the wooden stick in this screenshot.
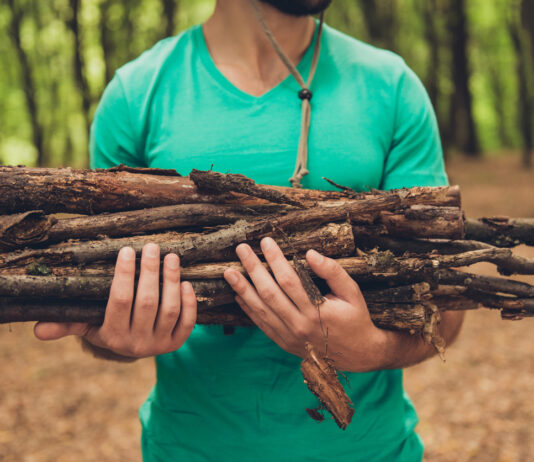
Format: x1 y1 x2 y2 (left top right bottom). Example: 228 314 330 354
0 222 356 268
465 217 534 247
0 165 461 214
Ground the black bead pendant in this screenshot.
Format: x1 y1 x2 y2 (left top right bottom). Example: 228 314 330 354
298 88 313 100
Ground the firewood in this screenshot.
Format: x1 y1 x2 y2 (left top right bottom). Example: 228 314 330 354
0 166 460 214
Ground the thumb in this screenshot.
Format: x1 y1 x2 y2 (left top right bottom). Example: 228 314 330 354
306 249 362 303
34 322 89 341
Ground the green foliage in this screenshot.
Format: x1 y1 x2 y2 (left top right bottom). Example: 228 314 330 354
0 0 531 166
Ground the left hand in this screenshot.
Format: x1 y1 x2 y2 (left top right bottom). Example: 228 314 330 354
223 237 393 372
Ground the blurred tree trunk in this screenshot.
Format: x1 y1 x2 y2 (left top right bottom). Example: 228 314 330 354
447 0 480 156
510 6 533 168
359 0 397 51
488 63 513 147
420 0 449 157
6 0 46 166
522 0 534 60
161 0 179 38
66 0 92 162
99 0 115 85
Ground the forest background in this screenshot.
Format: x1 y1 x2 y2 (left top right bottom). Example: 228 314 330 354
1 1 534 461
1 0 533 169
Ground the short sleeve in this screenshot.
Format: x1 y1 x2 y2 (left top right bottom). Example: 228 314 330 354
380 65 448 190
89 75 145 169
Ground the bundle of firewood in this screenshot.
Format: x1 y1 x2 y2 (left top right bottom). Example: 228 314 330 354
1 165 533 429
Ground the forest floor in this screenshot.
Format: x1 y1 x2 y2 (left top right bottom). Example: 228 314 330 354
0 153 533 462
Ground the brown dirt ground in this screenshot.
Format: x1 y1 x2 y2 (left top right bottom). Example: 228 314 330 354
0 153 533 462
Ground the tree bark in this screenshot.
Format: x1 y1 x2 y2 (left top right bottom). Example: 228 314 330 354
464 217 534 247
0 166 461 214
509 13 533 168
99 0 114 85
376 205 464 240
6 0 46 166
66 0 92 151
161 0 178 38
0 204 466 251
447 0 480 155
0 222 356 268
301 342 354 430
0 295 430 332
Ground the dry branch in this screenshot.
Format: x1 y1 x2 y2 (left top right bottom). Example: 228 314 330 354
465 217 534 247
0 222 355 268
301 342 354 430
0 166 461 214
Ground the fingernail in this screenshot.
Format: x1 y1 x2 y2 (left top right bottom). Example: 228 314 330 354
144 243 159 258
262 237 274 250
236 244 250 260
167 253 179 270
120 247 135 260
308 249 323 264
225 270 239 285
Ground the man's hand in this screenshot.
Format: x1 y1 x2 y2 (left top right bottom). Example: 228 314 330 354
224 238 464 372
34 243 197 359
223 237 393 372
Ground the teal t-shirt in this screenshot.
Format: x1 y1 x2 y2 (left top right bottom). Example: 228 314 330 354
90 22 448 462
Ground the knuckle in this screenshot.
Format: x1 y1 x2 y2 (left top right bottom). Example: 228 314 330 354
163 306 181 320
260 288 277 305
293 322 312 339
111 293 132 309
233 279 248 295
257 307 269 320
182 317 196 332
327 259 343 275
130 342 149 358
277 272 296 290
103 336 123 353
116 258 135 274
137 295 158 310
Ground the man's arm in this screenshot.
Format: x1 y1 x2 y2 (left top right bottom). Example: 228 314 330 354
380 311 464 370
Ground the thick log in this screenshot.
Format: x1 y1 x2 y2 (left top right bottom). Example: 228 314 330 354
465 217 534 247
0 166 460 214
0 222 355 268
379 205 465 239
0 211 56 250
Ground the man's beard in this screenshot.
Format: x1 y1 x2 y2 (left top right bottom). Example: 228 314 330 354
260 0 332 16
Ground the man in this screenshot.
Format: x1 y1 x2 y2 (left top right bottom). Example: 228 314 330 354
35 0 465 460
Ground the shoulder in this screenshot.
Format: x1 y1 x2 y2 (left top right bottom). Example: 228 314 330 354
113 26 197 97
321 24 410 88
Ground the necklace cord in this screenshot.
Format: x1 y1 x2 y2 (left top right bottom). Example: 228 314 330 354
249 0 325 188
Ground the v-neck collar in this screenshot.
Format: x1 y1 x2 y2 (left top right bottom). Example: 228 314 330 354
193 21 320 104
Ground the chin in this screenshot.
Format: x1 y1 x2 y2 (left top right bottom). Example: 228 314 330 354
260 0 332 16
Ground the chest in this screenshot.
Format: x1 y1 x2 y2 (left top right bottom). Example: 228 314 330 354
142 68 392 191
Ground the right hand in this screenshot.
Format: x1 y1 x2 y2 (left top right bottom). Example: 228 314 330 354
34 243 197 359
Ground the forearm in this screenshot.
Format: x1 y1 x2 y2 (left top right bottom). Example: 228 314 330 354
379 310 465 370
79 337 138 363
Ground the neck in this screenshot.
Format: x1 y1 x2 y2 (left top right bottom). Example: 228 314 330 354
203 0 316 96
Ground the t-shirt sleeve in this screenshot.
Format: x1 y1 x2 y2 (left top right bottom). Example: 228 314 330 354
379 65 448 190
89 74 145 169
